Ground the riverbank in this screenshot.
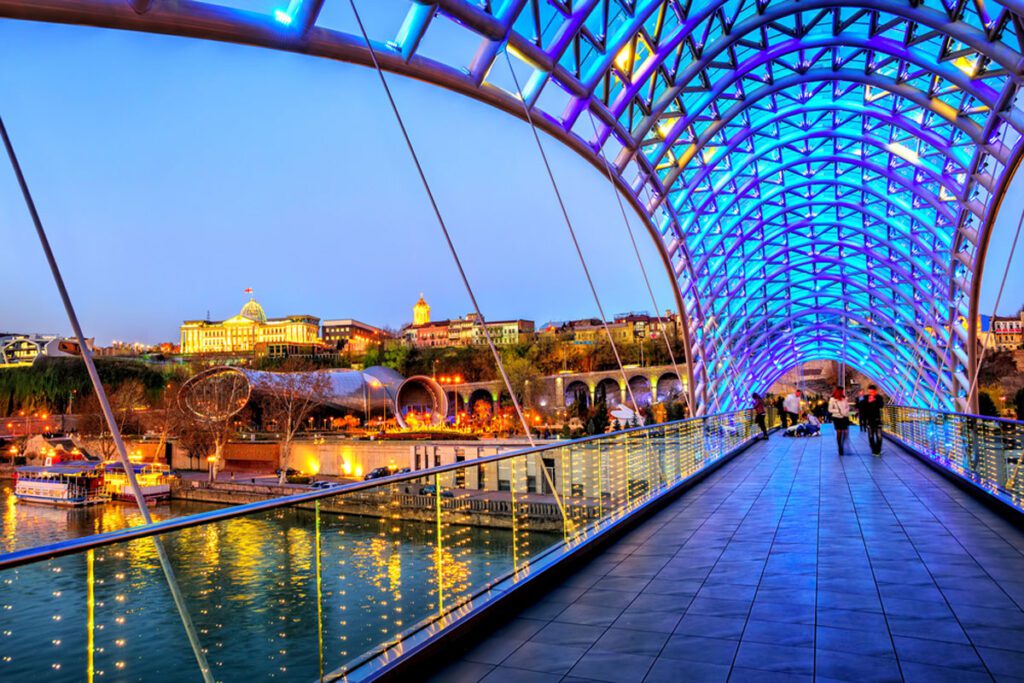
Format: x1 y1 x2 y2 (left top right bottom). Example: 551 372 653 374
172 478 565 531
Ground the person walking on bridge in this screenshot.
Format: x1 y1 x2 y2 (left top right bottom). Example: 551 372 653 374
752 392 768 440
859 384 886 455
828 387 851 456
783 390 802 428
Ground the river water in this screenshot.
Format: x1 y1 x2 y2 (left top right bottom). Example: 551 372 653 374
0 483 558 681
1 482 221 553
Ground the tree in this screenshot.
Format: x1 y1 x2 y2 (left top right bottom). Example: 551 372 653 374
501 352 541 408
589 399 609 435
79 379 148 458
383 342 411 374
978 391 999 417
175 410 216 471
255 370 332 484
177 367 252 479
978 351 1019 387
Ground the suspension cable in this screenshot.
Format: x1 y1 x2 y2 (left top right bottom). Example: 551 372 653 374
346 0 536 446
501 49 641 416
633 178 749 415
633 182 732 416
0 115 214 682
647 176 756 414
966 205 1024 409
581 108 689 414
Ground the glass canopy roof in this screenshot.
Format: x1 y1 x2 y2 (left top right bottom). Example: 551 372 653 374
6 0 1023 412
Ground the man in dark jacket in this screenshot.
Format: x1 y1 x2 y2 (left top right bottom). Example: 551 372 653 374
859 384 886 455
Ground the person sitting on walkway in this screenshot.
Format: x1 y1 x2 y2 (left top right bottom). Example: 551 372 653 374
783 411 820 437
752 392 769 440
859 384 886 455
804 412 821 436
828 386 851 456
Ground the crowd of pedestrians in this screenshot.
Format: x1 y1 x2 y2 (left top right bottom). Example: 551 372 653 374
752 384 887 456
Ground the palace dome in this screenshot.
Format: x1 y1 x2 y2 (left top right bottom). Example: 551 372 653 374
240 298 267 324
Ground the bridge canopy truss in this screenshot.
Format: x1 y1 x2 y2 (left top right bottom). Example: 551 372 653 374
4 0 1024 412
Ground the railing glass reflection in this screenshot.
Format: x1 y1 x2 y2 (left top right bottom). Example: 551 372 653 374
0 410 759 681
884 406 1024 507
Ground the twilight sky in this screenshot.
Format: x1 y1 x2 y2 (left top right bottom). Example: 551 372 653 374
1 7 1022 345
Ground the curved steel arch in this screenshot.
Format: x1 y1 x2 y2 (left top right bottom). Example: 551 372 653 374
6 0 1024 412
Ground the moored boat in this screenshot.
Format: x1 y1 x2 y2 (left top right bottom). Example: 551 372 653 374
103 462 174 503
14 461 109 507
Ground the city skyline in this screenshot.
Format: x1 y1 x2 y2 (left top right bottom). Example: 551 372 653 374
0 15 677 346
2 17 1023 345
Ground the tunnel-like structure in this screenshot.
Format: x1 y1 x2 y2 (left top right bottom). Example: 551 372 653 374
5 0 1024 413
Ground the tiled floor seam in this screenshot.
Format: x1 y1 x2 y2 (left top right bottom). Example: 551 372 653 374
632 440 795 682
471 433 784 682
858 444 1000 681
716 436 809 681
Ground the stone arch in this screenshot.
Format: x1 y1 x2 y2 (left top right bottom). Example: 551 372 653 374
656 373 683 402
595 378 623 407
627 376 652 407
564 381 590 408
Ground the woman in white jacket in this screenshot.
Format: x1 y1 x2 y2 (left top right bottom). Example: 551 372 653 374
828 387 851 456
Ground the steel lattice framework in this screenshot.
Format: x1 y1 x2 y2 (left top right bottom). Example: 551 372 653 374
5 0 1023 413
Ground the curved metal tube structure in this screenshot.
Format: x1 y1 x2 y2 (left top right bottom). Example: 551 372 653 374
179 366 449 428
7 0 1024 412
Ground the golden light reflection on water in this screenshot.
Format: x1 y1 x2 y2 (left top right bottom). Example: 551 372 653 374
3 489 16 553
1 481 557 681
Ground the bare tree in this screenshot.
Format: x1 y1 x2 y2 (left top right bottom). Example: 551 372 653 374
79 379 147 458
256 371 332 484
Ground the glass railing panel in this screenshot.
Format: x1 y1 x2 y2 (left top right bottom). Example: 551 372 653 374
884 406 1024 508
563 439 600 542
0 412 760 681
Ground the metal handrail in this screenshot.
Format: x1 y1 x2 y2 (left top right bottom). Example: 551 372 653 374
890 405 1024 427
0 411 746 570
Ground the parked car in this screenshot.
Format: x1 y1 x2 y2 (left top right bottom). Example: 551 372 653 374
395 467 412 474
418 484 454 498
364 467 395 481
310 481 341 490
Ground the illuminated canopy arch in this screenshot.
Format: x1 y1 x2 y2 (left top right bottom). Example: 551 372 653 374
6 0 1024 412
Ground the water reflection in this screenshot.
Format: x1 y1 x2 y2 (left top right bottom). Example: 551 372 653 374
0 494 557 681
0 483 220 553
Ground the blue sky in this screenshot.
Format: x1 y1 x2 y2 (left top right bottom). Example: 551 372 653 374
1 9 1022 345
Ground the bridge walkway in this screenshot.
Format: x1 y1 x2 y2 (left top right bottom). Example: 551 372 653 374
429 427 1024 682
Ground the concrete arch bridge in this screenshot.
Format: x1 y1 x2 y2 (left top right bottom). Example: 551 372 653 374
450 364 687 413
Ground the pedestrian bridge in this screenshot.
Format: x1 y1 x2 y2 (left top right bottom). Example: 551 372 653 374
2 0 1021 413
430 423 1024 683
2 2 1024 680
2 408 1023 681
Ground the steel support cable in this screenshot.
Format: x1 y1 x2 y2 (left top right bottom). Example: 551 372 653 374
580 107 689 414
344 1 535 447
631 180 743 415
0 115 214 682
966 204 1024 409
633 181 733 416
501 49 641 416
343 1 589 539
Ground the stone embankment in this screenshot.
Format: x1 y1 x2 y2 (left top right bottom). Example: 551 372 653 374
172 479 566 531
